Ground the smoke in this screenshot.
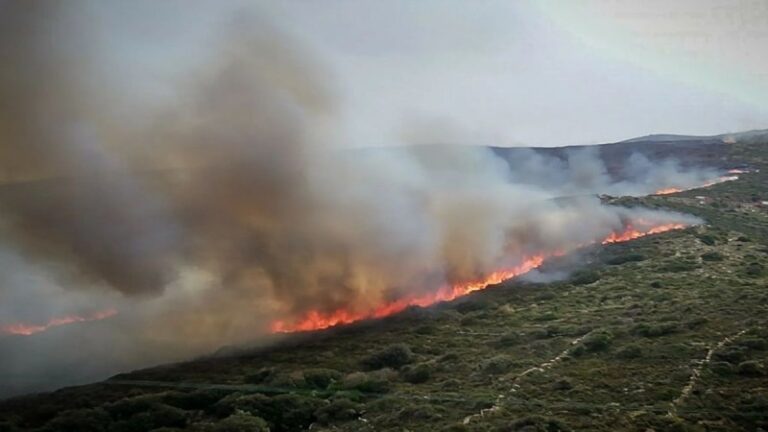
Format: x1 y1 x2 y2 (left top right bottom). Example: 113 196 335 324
0 2 706 397
501 147 721 196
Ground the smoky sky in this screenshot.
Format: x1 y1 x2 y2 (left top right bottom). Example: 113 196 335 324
0 1 734 398
80 0 768 148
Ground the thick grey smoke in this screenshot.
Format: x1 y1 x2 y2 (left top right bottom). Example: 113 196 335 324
0 2 705 397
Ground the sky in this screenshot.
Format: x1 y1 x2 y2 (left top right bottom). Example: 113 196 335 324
90 0 768 148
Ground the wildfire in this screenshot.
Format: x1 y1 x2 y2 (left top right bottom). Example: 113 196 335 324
654 187 683 195
0 308 118 336
270 223 687 333
654 174 740 195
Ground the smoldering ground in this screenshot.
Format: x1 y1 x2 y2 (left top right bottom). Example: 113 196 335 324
0 2 704 397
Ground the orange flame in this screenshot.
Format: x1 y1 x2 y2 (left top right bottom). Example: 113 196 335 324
654 187 683 195
1 308 118 336
270 223 687 333
654 175 739 195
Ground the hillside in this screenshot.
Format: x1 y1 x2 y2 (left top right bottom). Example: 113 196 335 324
0 138 767 432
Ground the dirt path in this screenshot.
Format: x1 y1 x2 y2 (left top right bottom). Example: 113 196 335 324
462 332 590 425
667 328 748 417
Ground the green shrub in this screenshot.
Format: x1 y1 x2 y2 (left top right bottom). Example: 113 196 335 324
551 379 573 391
649 281 663 288
745 262 764 277
709 361 733 376
659 261 699 273
339 370 394 393
108 404 187 432
397 404 444 421
479 355 511 375
39 408 111 432
534 312 558 321
104 395 162 419
571 270 600 285
302 368 343 389
505 415 572 431
361 343 414 370
212 412 269 432
606 254 646 265
615 344 643 359
632 323 678 337
581 331 613 352
244 367 275 384
163 390 226 411
713 346 748 363
401 363 432 384
739 338 768 350
236 393 325 432
697 234 716 245
701 252 724 262
493 332 521 347
314 399 361 424
736 361 765 376
454 300 493 314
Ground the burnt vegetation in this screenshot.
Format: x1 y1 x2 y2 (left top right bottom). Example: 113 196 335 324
1 139 768 431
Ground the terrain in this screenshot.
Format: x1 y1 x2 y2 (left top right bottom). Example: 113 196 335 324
1 134 767 432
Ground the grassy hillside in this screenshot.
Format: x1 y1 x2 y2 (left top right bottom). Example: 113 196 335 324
1 140 767 432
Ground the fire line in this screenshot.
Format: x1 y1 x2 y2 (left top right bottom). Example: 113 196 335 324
270 222 687 333
1 308 118 336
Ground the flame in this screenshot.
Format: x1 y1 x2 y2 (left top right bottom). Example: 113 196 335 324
270 223 686 333
654 174 739 195
654 187 683 195
1 308 118 336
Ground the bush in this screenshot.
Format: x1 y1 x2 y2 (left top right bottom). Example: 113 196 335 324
713 346 748 363
361 343 414 370
697 234 716 245
615 344 643 359
39 408 111 432
581 331 613 352
649 281 663 289
633 323 677 337
212 412 269 432
479 355 512 375
571 270 600 285
401 363 432 384
745 262 764 277
104 395 162 419
701 252 724 262
339 370 394 393
302 368 342 389
709 361 733 376
244 367 275 384
738 338 768 350
397 404 443 421
736 361 765 376
109 404 187 432
660 261 699 273
163 390 227 411
236 393 325 432
551 379 573 391
606 254 646 265
314 399 361 424
505 415 572 431
493 332 521 347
